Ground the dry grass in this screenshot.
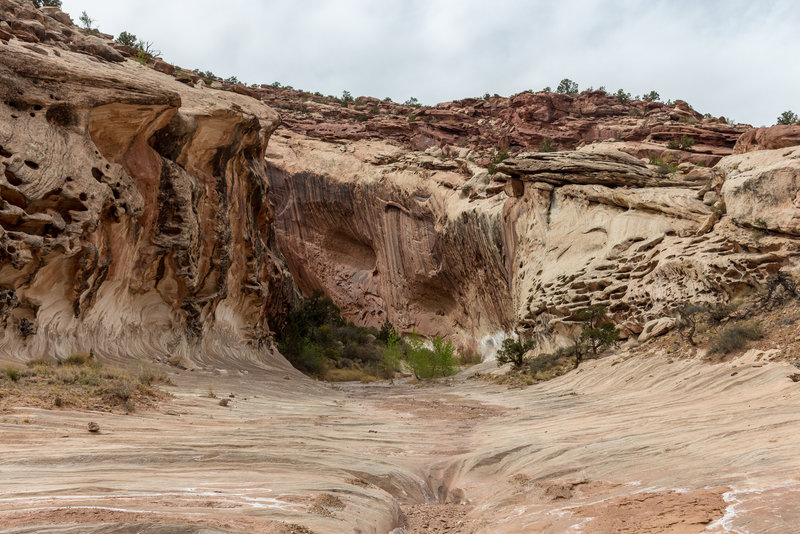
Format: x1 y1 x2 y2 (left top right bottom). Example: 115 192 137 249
325 368 378 382
0 355 171 413
458 349 483 366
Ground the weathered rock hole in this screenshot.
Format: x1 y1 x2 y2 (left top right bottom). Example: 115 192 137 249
1 186 27 209
46 103 77 127
29 112 35 118
33 105 42 111
79 193 87 201
24 160 38 169
91 167 103 180
0 146 11 158
4 170 22 186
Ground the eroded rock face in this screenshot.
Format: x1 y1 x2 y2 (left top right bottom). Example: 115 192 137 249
733 125 800 154
266 133 514 353
260 87 748 166
719 146 800 236
0 17 296 365
268 134 799 354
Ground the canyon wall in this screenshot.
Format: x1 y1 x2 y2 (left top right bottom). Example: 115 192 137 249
0 1 296 367
2 0 799 364
267 133 800 355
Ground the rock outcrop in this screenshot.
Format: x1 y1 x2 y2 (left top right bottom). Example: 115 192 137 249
259 87 748 167
0 2 296 366
733 125 800 154
268 134 800 354
1 0 798 363
719 145 800 236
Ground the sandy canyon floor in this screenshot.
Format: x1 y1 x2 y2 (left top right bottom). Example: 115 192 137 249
1 348 799 534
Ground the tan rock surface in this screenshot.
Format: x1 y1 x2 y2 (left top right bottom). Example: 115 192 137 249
719 145 800 236
0 9 296 366
1 347 799 533
267 131 798 352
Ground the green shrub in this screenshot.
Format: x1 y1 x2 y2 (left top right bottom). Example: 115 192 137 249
406 333 457 379
62 351 94 366
708 302 739 323
4 367 21 382
32 0 62 7
79 10 94 30
496 338 535 368
776 110 798 125
648 154 678 175
556 79 579 96
458 349 482 366
527 352 561 375
574 305 620 368
710 322 763 354
666 140 681 150
642 90 660 102
615 89 631 104
538 138 556 152
115 31 138 47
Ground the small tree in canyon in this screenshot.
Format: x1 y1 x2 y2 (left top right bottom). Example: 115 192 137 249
496 338 535 369
574 305 620 368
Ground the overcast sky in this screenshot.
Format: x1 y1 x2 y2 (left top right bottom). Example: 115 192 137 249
59 0 798 126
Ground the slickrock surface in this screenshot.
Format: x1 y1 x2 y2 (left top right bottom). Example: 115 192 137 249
1 347 799 533
0 1 296 366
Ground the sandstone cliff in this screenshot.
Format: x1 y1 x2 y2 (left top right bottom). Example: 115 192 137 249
267 133 800 355
0 1 296 367
1 0 799 365
259 85 748 167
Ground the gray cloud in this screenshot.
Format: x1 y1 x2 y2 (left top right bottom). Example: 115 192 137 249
60 0 799 126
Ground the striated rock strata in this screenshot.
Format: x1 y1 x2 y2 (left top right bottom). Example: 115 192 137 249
268 133 800 354
0 4 296 365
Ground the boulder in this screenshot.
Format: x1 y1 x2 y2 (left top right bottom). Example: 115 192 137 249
638 318 677 342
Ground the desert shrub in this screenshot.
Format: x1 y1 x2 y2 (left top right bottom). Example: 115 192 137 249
648 154 678 175
488 148 510 175
538 138 556 152
79 10 94 30
776 110 798 125
115 31 137 47
31 0 62 7
574 305 620 368
556 79 579 96
4 367 21 382
406 333 457 379
137 364 172 386
458 349 482 366
710 322 763 354
708 302 739 323
642 90 660 102
677 302 706 345
277 291 406 380
527 352 562 375
63 351 95 366
496 338 535 368
680 135 695 149
615 89 631 104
